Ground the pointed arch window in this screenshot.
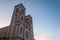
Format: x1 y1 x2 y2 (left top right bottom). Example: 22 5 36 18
26 31 29 39
21 16 24 21
20 27 22 33
21 9 24 14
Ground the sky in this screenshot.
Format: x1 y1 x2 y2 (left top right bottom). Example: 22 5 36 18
0 0 60 40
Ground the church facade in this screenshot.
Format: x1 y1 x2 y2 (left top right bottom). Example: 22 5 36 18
0 3 34 40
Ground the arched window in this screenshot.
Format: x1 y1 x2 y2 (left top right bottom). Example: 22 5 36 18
26 31 29 39
21 16 23 21
21 9 24 14
20 27 22 33
16 8 19 13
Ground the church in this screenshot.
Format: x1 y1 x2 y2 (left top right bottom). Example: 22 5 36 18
0 3 34 40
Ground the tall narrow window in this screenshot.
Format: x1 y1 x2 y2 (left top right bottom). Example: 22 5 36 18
21 9 24 14
20 27 22 33
16 8 19 13
26 31 29 39
21 16 23 21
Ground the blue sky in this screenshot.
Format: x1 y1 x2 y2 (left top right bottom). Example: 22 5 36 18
0 0 60 40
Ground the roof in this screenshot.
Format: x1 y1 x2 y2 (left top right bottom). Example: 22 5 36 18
0 26 10 32
0 26 10 38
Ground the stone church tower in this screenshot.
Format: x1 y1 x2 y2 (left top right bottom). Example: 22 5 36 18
0 3 34 40
8 3 34 40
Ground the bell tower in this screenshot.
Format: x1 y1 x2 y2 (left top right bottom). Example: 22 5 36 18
10 3 25 25
9 3 25 40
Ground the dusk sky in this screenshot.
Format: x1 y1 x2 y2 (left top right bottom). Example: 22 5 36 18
0 0 60 40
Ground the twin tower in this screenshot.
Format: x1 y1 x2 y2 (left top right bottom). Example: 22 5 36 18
9 3 34 40
0 3 34 40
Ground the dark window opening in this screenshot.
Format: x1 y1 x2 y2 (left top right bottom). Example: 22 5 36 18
21 17 23 21
20 27 22 33
16 8 19 13
26 31 29 39
26 19 28 21
21 9 24 14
